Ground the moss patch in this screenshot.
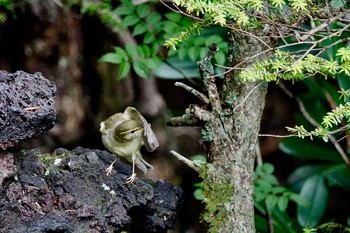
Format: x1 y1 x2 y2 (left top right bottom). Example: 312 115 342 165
201 168 234 233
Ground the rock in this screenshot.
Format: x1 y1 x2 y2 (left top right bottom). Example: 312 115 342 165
0 147 183 233
0 70 56 150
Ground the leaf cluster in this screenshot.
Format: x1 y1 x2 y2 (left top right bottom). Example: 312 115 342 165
254 163 303 212
0 0 15 23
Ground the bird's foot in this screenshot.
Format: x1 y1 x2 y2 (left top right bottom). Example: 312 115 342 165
105 164 114 176
124 173 137 184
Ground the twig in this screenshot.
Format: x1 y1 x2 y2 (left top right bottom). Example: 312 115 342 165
299 12 347 41
258 134 295 138
280 84 350 170
170 150 202 173
175 82 209 104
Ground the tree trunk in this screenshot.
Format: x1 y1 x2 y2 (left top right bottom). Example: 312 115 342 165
199 33 275 232
168 33 273 231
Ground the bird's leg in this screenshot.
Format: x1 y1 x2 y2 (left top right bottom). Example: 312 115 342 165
125 154 137 184
105 159 117 176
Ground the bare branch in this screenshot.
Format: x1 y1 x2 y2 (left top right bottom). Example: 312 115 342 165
175 82 209 104
170 150 202 173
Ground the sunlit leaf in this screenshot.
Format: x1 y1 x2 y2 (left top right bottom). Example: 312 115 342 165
125 44 139 61
99 53 122 64
133 60 150 78
118 62 131 79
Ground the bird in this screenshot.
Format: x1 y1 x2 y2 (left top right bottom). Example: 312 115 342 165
99 106 159 184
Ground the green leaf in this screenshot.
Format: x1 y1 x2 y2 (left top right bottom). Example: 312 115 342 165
265 195 278 210
297 174 329 227
272 186 287 194
143 32 155 44
262 163 275 174
200 47 208 59
271 207 301 233
279 137 343 162
133 60 150 78
193 37 206 46
256 179 273 190
99 53 122 64
133 23 148 36
141 45 151 57
177 47 187 60
118 62 131 79
205 35 223 46
278 195 289 211
121 14 140 27
146 12 161 25
288 165 332 192
163 22 180 35
325 164 350 191
119 0 135 9
267 174 279 185
114 6 133 15
136 4 150 18
215 50 226 65
125 44 139 61
144 57 161 70
188 47 200 61
155 57 199 79
113 47 129 61
165 12 182 22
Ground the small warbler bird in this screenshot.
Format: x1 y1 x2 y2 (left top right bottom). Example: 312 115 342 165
100 106 159 184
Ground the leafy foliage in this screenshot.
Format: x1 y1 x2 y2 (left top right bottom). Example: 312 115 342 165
280 76 350 228
88 0 230 80
0 0 14 23
254 163 303 212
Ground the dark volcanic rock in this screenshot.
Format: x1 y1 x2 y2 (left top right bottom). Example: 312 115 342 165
0 70 56 150
0 148 183 233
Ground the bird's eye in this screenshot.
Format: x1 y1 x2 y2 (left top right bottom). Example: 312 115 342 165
130 129 136 134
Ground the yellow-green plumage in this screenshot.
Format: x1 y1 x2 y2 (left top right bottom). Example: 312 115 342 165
100 107 158 183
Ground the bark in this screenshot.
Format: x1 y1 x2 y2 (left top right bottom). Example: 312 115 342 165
202 33 275 233
168 32 276 232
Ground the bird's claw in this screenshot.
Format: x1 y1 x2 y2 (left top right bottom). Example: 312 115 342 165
105 165 114 176
124 173 137 184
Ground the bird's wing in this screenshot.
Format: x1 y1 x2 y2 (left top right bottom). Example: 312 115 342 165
125 106 159 152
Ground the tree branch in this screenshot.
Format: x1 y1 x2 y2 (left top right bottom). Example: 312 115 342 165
198 44 222 111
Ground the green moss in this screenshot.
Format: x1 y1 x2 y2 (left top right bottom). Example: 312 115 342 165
95 198 103 206
36 150 72 166
200 168 234 233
